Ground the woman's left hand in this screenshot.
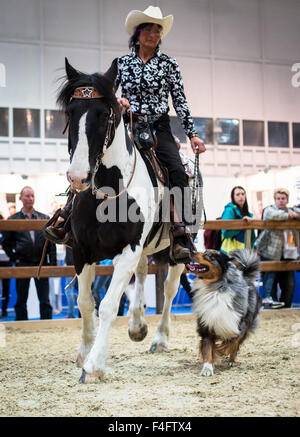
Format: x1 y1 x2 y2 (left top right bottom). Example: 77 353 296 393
190 136 206 154
242 216 254 222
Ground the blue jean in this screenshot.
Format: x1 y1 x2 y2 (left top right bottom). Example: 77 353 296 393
261 256 276 299
92 275 112 311
65 277 78 318
92 275 126 316
261 256 295 306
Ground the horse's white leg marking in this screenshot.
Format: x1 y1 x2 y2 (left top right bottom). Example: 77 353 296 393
200 362 214 376
76 263 96 367
150 263 185 353
81 245 143 379
128 254 148 342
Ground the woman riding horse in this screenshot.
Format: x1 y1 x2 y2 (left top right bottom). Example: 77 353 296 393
45 5 206 263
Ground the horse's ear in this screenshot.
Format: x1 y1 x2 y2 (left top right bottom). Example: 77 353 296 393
103 58 118 86
65 58 80 80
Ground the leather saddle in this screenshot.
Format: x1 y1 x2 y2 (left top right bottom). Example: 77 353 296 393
142 147 194 187
143 148 168 186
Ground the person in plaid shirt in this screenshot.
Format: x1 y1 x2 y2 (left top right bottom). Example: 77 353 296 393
255 188 300 309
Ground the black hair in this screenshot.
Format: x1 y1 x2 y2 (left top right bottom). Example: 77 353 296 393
230 186 250 217
128 22 162 49
56 68 119 116
214 251 232 273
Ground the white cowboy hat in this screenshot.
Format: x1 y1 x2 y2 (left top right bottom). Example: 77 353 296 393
125 6 173 38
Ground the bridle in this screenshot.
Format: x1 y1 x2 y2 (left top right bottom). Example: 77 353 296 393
67 86 137 200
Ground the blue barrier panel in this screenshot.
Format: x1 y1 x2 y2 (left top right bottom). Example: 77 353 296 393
294 272 300 303
172 273 194 307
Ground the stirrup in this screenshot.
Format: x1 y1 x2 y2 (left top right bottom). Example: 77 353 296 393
43 227 73 248
169 221 197 264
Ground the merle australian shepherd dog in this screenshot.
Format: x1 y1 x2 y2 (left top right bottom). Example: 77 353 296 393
191 249 262 376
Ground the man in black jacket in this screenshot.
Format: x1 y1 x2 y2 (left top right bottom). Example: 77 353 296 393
2 186 57 321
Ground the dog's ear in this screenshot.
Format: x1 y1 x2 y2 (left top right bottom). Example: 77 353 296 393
214 251 232 273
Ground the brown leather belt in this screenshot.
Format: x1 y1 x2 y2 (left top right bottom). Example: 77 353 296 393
131 113 162 123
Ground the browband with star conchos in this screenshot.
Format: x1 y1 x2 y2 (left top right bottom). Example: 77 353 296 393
72 87 104 99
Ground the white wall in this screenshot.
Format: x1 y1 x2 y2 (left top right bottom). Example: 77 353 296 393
0 0 299 113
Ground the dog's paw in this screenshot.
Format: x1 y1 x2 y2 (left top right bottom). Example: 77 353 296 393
200 363 214 376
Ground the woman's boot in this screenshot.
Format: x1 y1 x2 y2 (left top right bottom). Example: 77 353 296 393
43 191 74 247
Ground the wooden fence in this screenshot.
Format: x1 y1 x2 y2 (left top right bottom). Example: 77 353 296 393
0 219 300 313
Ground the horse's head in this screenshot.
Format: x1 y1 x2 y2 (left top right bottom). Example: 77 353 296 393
58 58 121 192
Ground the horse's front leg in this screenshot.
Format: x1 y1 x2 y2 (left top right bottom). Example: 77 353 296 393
128 254 148 342
150 263 185 353
79 246 143 383
76 263 97 368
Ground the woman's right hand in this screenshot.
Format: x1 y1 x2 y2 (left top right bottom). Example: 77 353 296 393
117 98 130 114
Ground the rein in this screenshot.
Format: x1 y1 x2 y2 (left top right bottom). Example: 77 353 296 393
91 107 137 201
68 85 137 201
192 152 206 227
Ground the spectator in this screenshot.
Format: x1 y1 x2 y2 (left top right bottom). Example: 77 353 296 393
0 214 11 317
93 259 126 316
220 186 256 254
255 188 300 309
1 186 57 321
64 246 78 318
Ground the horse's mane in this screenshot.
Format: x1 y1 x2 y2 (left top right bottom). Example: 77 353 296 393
56 67 118 112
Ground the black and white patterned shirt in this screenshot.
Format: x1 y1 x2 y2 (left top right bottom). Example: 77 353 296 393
115 47 197 138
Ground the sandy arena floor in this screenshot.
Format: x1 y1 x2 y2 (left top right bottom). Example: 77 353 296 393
0 310 299 417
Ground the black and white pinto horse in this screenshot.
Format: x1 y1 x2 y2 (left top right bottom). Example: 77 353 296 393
59 59 201 382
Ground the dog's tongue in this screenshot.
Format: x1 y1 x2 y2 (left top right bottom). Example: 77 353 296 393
185 263 208 274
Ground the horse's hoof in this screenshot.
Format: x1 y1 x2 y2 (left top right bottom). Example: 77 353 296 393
76 354 84 368
79 369 87 383
79 368 104 383
128 324 148 342
149 343 157 353
149 342 168 353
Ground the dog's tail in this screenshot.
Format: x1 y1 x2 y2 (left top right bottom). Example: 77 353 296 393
230 249 260 282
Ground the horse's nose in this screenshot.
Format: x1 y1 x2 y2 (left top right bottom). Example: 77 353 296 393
81 171 92 185
67 171 90 191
